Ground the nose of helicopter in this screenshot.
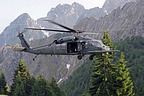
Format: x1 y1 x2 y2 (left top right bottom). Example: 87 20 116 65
103 46 110 50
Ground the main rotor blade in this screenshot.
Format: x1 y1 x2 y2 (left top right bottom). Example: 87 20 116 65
44 20 77 32
81 32 100 35
26 28 72 33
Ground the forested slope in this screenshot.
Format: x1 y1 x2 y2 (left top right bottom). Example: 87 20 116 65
116 36 144 95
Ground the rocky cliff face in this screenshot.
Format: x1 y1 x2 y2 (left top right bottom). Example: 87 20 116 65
77 0 138 22
0 46 21 85
76 0 144 40
37 2 85 30
37 2 106 33
76 7 106 23
102 0 137 13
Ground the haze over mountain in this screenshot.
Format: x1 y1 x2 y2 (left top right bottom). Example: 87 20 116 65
0 0 143 86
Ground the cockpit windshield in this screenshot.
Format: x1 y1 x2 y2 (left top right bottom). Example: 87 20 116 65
91 40 104 47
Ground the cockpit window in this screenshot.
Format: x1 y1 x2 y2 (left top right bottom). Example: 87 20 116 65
91 40 104 47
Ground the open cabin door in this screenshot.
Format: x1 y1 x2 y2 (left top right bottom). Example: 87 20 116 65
67 42 78 53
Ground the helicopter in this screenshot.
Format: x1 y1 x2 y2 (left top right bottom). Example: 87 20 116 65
14 20 119 60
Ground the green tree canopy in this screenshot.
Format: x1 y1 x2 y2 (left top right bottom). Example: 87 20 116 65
115 52 134 96
10 59 31 96
31 75 52 96
89 31 134 96
89 31 116 95
0 69 8 95
49 77 65 96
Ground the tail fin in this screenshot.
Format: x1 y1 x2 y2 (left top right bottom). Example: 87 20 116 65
17 33 30 50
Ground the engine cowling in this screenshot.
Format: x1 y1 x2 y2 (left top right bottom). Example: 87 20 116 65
55 36 78 44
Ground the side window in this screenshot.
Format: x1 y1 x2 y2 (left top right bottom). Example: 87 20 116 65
95 42 101 47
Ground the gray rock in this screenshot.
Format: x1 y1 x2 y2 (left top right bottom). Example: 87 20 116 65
75 0 144 41
102 0 137 13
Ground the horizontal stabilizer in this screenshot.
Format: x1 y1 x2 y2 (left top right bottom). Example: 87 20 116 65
13 47 25 51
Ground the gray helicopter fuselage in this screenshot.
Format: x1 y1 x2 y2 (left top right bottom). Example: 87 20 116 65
24 36 106 55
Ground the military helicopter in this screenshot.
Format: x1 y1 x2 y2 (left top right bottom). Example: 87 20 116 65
14 20 119 60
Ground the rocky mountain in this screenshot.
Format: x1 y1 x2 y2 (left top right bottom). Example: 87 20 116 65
0 13 46 47
37 2 106 33
1 0 132 46
37 2 85 30
102 0 137 13
77 0 138 22
76 0 144 40
0 0 139 47
76 7 106 23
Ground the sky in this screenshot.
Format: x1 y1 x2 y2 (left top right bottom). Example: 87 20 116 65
0 0 106 33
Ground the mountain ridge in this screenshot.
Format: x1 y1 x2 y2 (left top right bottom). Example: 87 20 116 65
75 0 144 40
0 13 46 47
102 0 137 13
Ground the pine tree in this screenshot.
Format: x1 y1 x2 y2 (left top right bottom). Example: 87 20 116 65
11 76 25 96
49 77 65 96
89 31 117 96
0 69 8 95
10 59 31 96
89 31 134 96
115 52 134 96
26 76 36 95
31 75 52 96
89 54 117 95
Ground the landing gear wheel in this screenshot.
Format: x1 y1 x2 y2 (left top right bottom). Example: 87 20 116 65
89 55 95 60
77 55 82 60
